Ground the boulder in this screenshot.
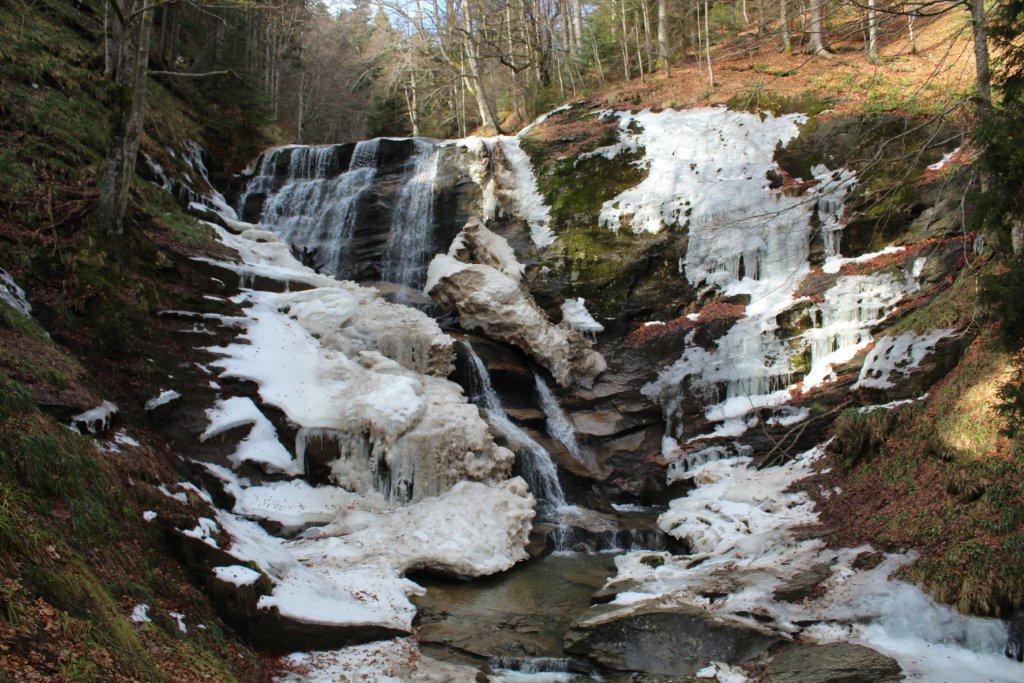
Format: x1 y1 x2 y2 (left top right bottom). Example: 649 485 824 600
563 602 784 676
762 643 903 682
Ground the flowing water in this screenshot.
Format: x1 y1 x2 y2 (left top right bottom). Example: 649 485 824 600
381 139 440 291
252 140 381 279
461 341 567 511
534 374 594 470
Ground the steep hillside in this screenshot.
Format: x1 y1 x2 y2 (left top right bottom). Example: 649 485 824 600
0 0 278 678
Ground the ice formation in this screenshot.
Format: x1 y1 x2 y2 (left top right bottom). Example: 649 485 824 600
560 297 604 334
445 217 525 281
596 108 806 238
145 389 181 411
280 638 483 682
203 227 511 503
452 134 555 248
425 225 606 388
854 329 956 390
71 401 118 434
601 449 1019 682
0 267 32 316
801 268 926 390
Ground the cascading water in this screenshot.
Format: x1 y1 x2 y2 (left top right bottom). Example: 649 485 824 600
461 341 566 511
248 140 381 279
381 140 440 290
534 374 593 470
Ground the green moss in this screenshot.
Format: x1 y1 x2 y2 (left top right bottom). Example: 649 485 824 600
28 562 166 681
516 110 681 312
887 267 983 336
726 89 834 116
831 405 903 469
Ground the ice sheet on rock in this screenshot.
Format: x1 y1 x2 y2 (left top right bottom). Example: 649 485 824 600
446 218 525 281
202 396 301 475
169 611 188 633
233 480 363 530
145 389 181 411
213 564 262 587
596 108 806 237
0 268 32 316
425 253 606 388
71 401 118 434
516 104 572 137
183 140 239 220
854 329 955 390
182 517 221 548
927 146 961 171
813 164 857 262
130 604 151 624
299 478 535 578
217 509 420 631
802 270 921 389
279 638 481 682
822 245 905 275
215 479 533 632
493 137 555 248
560 297 604 334
603 447 1020 680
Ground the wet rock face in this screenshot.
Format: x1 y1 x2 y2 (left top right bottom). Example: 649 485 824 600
762 643 903 683
563 603 785 676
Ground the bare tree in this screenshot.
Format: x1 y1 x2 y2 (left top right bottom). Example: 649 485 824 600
94 0 155 235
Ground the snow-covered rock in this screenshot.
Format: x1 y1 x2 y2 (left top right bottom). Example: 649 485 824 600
425 244 605 388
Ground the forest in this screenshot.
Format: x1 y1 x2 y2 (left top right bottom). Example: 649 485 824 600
0 0 1022 680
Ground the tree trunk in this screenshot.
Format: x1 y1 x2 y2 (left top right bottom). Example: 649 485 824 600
658 0 669 75
642 0 654 73
908 13 917 54
969 0 992 108
463 4 500 131
94 0 154 236
808 0 827 54
703 0 715 86
867 0 878 62
573 0 581 50
619 0 631 81
780 0 791 52
757 0 765 35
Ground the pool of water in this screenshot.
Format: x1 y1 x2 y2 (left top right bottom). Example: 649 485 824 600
413 552 616 662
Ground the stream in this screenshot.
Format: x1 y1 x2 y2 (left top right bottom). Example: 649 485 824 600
414 553 615 678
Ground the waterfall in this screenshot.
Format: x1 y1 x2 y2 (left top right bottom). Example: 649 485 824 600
249 139 381 279
534 374 593 469
381 140 440 290
461 342 566 511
